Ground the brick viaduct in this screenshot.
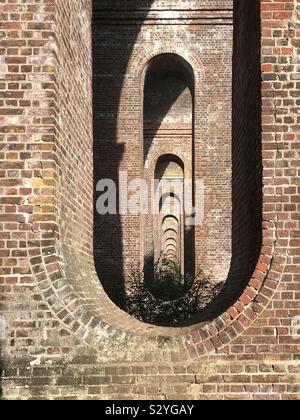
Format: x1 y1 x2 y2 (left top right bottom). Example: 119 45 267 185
0 0 299 400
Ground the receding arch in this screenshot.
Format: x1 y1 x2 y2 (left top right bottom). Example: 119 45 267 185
164 228 178 236
165 238 177 246
22 0 285 369
143 56 195 277
162 214 179 225
90 0 267 336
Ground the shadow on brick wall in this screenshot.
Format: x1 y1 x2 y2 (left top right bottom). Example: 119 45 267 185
92 1 155 307
92 0 262 323
177 0 262 326
227 0 263 313
217 0 262 318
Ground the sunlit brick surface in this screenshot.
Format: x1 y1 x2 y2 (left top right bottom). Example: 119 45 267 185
0 0 299 400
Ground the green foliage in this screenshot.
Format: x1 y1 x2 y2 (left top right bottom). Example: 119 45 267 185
126 254 223 325
145 254 193 301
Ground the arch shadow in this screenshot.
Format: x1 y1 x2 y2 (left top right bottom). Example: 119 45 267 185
175 0 262 326
93 0 262 325
93 0 156 307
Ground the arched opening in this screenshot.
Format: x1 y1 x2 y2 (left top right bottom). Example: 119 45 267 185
91 1 263 328
143 55 195 282
143 54 194 156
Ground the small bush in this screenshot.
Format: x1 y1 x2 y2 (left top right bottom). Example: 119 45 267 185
126 255 223 325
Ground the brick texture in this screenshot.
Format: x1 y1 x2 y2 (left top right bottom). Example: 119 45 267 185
0 0 299 401
93 0 233 302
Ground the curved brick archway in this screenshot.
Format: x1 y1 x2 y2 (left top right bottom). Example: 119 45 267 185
25 0 286 361
1 0 299 400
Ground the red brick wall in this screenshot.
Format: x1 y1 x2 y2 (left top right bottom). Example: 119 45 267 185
93 0 233 303
0 0 299 400
143 55 194 275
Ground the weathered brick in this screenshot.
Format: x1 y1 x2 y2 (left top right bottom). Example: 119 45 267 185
0 0 299 402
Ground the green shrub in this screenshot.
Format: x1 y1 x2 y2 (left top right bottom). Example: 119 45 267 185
126 254 223 325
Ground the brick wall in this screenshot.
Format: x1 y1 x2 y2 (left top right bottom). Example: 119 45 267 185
0 0 299 400
143 54 194 275
207 0 263 317
93 0 233 303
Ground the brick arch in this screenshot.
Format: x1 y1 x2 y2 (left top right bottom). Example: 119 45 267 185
28 190 285 360
26 0 287 362
146 149 188 173
130 47 204 85
163 229 178 238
